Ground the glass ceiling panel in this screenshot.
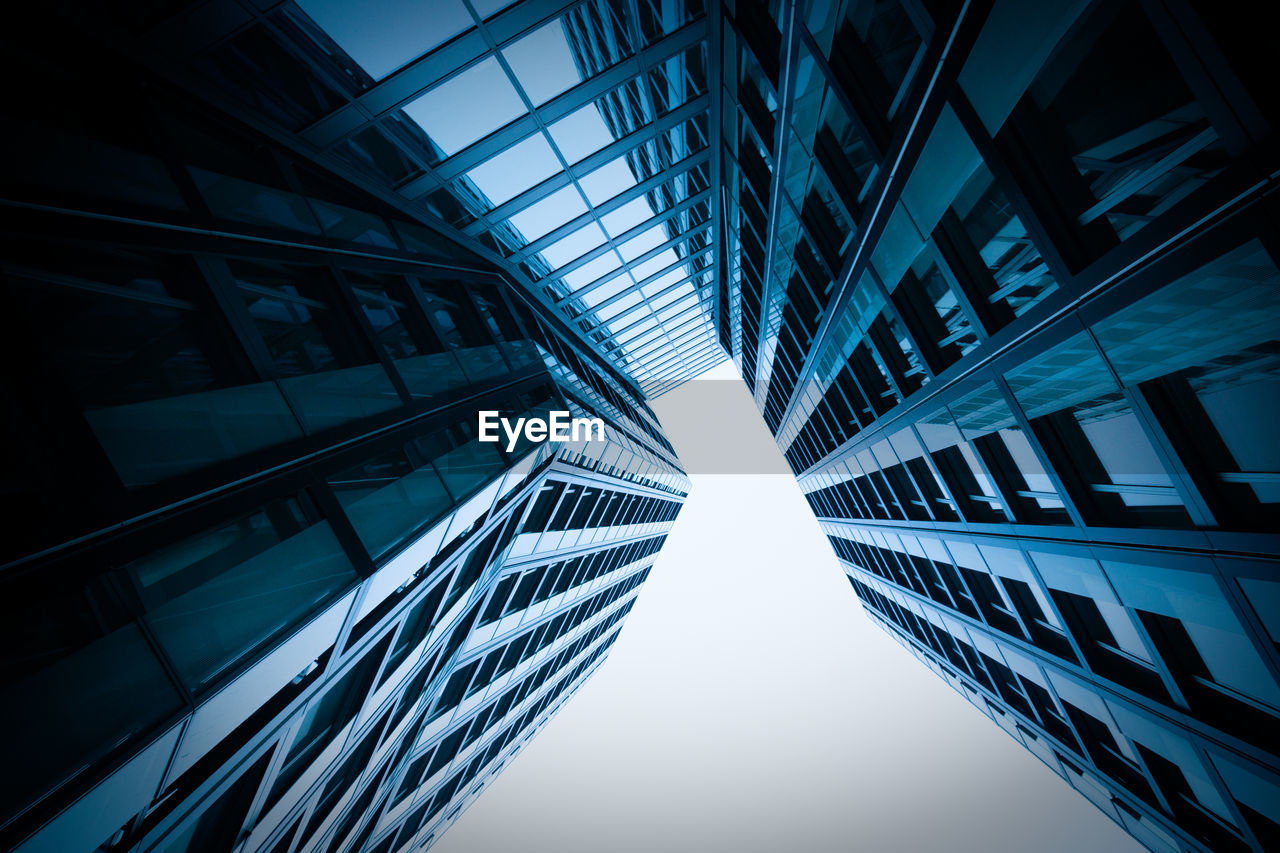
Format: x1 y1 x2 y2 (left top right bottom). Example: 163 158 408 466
502 22 583 106
578 157 640 206
618 226 668 261
403 58 526 155
541 222 608 268
506 186 587 242
627 253 676 282
322 0 722 391
465 133 562 206
578 275 634 307
549 105 624 165
612 315 657 336
598 292 643 320
643 270 688 295
472 0 517 17
599 198 655 237
238 0 724 392
654 285 696 311
296 0 473 81
561 252 622 290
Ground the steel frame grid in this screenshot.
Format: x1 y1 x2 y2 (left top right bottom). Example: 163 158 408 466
116 0 728 394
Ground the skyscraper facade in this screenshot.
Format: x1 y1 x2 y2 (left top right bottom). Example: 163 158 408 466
717 0 1280 850
0 8 688 852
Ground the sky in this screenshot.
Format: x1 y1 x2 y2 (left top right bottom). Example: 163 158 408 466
433 360 1143 853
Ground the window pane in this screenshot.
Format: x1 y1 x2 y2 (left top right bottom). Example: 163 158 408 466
332 448 454 559
128 502 357 691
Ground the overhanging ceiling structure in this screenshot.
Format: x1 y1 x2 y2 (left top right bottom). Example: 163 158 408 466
119 0 727 396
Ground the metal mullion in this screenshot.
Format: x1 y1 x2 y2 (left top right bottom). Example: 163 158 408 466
518 154 710 261
438 19 707 190
697 287 721 329
774 187 841 286
543 189 711 285
643 345 722 391
626 318 712 363
403 276 472 383
431 115 545 183
626 221 714 287
707 0 726 339
947 90 1079 300
340 30 494 130
455 93 709 220
328 267 414 405
749 0 802 402
572 187 711 274
793 24 890 162
654 341 723 380
307 0 581 147
560 219 712 306
990 376 1088 529
588 281 656 330
581 0 696 377
619 268 711 332
468 4 658 388
847 556 1253 815
192 255 284 384
649 359 723 397
84 21 650 400
618 320 705 365
361 0 578 118
629 247 714 293
612 300 704 345
593 268 701 321
611 314 673 352
861 263 938 385
904 423 966 522
652 346 724 387
1079 327 1218 529
786 188 1268 484
532 16 708 127
609 295 701 343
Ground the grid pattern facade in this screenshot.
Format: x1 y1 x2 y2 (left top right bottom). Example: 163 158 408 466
717 0 1280 851
86 0 728 395
0 14 688 853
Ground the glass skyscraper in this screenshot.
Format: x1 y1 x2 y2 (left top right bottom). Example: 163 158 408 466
0 5 689 852
2 1 1279 852
718 1 1280 852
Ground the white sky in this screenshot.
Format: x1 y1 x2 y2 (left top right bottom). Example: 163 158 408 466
434 360 1143 853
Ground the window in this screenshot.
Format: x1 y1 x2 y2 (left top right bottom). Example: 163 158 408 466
381 575 451 684
265 633 391 810
1019 1 1226 245
331 445 453 560
153 750 273 853
5 249 303 487
233 260 400 433
814 0 925 124
1092 239 1280 530
1006 333 1190 527
125 496 357 692
0 572 184 823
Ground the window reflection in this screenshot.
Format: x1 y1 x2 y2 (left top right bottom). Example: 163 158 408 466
1092 239 1280 529
1007 333 1190 527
